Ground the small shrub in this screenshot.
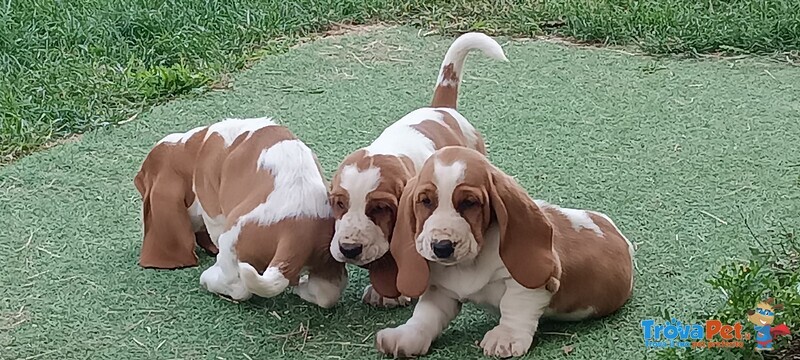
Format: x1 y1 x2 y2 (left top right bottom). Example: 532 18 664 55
127 63 212 100
656 224 800 360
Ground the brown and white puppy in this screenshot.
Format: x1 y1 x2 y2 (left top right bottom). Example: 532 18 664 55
375 146 635 357
135 117 346 308
328 32 508 306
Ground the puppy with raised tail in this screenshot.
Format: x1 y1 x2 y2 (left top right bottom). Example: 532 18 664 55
375 146 635 357
328 32 508 307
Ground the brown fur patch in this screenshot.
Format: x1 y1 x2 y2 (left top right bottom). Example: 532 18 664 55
545 211 632 317
411 120 466 150
235 217 342 285
432 64 458 108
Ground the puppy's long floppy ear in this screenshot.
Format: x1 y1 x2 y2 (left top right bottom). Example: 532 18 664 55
136 164 198 269
488 167 557 290
366 253 400 298
390 177 430 298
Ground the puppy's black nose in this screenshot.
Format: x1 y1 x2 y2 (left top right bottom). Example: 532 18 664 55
339 243 363 259
431 240 455 259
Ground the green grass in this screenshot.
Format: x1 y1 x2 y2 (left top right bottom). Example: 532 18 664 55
1 27 799 359
649 184 800 359
657 225 800 360
2 0 800 160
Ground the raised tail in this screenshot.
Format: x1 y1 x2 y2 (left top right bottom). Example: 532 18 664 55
431 32 508 109
238 263 290 298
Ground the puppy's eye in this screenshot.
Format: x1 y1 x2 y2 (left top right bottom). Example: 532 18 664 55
419 196 432 208
367 203 391 222
370 203 389 213
458 199 478 211
336 200 346 209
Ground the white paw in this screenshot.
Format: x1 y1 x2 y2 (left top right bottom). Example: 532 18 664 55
375 325 432 358
291 275 344 309
199 264 223 291
362 285 412 308
199 264 251 301
292 275 314 302
479 325 533 358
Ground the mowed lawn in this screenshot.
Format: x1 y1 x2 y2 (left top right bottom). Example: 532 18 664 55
1 27 799 359
2 0 800 160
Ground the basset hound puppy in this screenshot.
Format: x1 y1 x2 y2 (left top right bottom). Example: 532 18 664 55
135 117 346 308
375 146 635 357
328 32 508 307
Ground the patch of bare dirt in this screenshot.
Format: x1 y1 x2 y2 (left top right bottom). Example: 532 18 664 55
321 23 393 38
315 23 419 68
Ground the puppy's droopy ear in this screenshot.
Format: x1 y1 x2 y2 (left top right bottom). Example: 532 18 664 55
390 177 430 298
488 167 557 291
136 165 199 269
366 253 400 298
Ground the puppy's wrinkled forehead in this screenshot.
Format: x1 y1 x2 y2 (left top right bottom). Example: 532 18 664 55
332 150 412 204
418 146 490 190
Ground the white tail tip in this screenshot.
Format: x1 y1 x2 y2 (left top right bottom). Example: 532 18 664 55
445 32 508 63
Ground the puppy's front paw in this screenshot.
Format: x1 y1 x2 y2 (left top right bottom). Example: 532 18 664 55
376 325 432 358
362 285 412 308
479 325 533 358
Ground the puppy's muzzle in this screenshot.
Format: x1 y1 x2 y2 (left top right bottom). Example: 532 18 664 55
431 239 455 259
339 243 363 259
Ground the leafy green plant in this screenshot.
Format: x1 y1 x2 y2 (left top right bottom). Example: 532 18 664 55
656 223 800 360
127 63 212 100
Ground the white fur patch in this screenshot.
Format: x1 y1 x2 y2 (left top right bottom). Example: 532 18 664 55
364 108 444 169
157 125 206 145
433 158 466 204
558 207 603 236
338 165 381 204
331 164 387 264
427 224 506 300
238 264 290 298
204 117 277 147
241 140 332 227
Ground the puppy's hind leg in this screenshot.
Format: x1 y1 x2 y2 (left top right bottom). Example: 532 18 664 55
293 264 347 309
239 242 308 298
199 225 252 301
237 237 310 299
238 263 291 298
